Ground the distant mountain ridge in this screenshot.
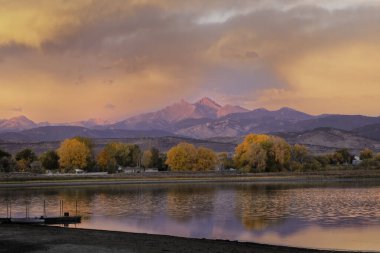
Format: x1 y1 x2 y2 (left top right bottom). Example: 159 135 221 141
0 116 39 132
0 126 171 142
1 97 380 141
111 97 249 130
274 128 380 154
353 123 380 141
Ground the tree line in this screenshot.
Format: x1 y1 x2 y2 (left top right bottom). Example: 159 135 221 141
1 134 380 174
0 137 168 174
232 134 380 172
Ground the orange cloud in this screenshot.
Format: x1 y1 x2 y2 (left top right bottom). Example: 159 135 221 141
1 0 380 122
248 42 380 116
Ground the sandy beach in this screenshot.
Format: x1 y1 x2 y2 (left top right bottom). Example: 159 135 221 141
0 225 375 253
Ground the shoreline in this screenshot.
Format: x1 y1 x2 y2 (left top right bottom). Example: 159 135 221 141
1 170 380 188
0 224 375 253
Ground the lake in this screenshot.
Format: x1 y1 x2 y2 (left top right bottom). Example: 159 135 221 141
1 181 380 251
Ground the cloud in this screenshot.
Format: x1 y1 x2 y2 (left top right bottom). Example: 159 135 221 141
0 0 380 121
10 107 23 112
104 103 115 110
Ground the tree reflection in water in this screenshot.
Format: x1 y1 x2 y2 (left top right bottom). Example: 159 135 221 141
166 184 215 222
2 181 380 251
234 184 290 231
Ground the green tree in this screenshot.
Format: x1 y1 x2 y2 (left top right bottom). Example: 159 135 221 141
141 147 161 169
315 155 330 167
289 161 303 172
218 152 235 170
150 147 160 168
332 149 352 165
15 148 37 163
291 144 309 164
0 157 15 173
142 147 163 169
157 153 168 171
303 157 322 171
96 142 142 173
30 161 45 174
331 152 344 165
40 150 59 171
97 142 129 172
130 144 142 167
0 148 13 173
0 149 11 159
15 148 37 172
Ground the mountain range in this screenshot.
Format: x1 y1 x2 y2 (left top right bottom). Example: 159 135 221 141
1 97 380 153
111 97 249 131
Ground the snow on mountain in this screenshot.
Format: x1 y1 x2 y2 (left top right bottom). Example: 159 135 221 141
0 116 37 132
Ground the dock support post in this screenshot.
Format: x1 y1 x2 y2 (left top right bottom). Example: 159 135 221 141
59 200 64 217
43 200 46 217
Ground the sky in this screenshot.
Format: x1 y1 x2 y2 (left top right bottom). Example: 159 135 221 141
1 0 380 122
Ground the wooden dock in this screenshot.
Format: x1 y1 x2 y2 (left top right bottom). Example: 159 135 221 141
1 199 81 225
44 216 81 225
0 216 81 225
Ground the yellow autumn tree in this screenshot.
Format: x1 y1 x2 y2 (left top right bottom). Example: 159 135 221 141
165 142 197 171
245 143 267 172
96 142 135 173
234 134 270 171
166 143 218 171
96 149 113 170
142 150 153 168
195 147 217 171
360 148 373 160
234 133 291 172
57 138 91 172
272 136 291 166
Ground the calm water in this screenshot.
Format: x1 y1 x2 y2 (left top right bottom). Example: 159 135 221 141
1 181 380 251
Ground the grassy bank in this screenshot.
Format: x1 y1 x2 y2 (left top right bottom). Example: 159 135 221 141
1 170 380 188
0 225 374 253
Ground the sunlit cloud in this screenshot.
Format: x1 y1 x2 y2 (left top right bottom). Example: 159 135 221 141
104 103 115 110
10 107 23 112
0 0 379 122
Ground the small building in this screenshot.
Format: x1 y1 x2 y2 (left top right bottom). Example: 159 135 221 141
145 168 159 173
74 169 85 174
352 156 362 165
119 166 142 173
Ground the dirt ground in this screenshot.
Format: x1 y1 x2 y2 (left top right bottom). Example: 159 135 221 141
0 225 373 253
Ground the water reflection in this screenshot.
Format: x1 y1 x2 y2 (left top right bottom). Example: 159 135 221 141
235 184 290 231
2 182 380 251
167 185 215 221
